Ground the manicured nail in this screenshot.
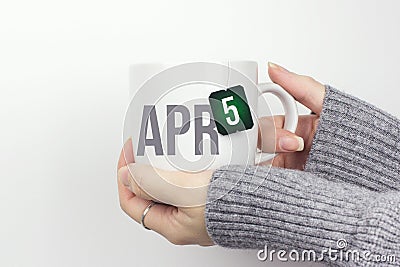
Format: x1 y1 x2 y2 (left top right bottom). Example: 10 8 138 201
118 166 130 187
268 62 289 73
279 136 304 152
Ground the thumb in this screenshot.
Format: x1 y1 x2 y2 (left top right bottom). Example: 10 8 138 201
258 116 304 153
120 163 211 207
268 62 326 114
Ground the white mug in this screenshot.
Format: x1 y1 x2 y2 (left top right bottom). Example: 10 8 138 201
124 61 298 172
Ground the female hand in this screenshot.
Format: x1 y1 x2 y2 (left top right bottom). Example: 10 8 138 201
117 139 214 246
117 62 326 246
258 62 326 170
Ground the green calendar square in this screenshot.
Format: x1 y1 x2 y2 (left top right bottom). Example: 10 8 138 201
208 85 254 135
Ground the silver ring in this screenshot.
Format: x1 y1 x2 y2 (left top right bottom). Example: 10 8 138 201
141 201 157 230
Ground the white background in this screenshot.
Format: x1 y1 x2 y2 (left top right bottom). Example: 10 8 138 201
1 0 399 266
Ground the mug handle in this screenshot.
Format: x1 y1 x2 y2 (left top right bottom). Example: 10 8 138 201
255 82 298 164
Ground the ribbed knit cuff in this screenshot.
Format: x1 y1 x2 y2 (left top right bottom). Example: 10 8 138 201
206 165 373 251
305 85 400 191
352 191 400 265
205 85 400 265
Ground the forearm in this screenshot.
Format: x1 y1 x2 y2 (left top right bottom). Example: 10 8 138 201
305 85 400 191
205 165 400 265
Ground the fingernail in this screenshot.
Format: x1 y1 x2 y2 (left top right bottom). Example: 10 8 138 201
268 62 289 73
279 136 304 152
118 166 130 187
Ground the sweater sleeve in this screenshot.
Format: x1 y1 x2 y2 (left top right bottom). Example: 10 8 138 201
205 86 400 265
205 165 400 266
305 85 400 191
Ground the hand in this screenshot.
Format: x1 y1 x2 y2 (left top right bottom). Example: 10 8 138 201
257 62 326 170
117 139 214 246
117 62 326 246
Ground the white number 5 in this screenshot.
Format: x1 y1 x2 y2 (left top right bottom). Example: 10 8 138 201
221 96 240 126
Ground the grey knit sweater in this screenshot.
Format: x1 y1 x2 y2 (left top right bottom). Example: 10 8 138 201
205 86 400 266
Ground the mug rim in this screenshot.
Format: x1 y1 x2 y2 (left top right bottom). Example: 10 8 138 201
129 60 258 68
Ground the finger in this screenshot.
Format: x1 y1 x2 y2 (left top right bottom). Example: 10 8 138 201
119 165 155 201
117 138 136 203
268 62 325 114
121 163 211 207
258 116 304 153
117 167 177 234
117 138 134 170
116 140 177 235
